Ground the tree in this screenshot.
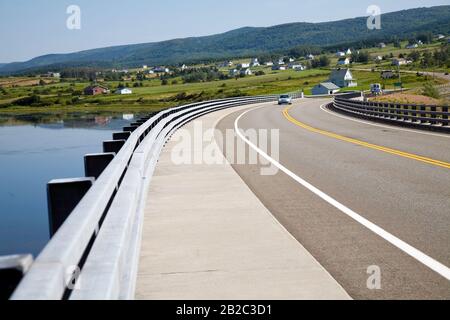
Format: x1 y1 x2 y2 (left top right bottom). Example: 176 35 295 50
319 55 330 67
352 51 369 63
161 79 168 85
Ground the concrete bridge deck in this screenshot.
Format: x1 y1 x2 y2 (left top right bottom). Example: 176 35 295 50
135 105 350 300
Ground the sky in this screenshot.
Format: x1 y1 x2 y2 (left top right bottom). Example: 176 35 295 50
0 0 448 63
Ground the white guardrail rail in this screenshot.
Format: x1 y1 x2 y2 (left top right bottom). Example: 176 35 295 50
11 93 309 300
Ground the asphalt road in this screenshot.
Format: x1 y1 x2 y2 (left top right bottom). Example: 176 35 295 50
216 98 450 299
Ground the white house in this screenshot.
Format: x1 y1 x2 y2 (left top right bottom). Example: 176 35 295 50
306 54 315 60
312 82 341 95
229 69 240 76
346 49 352 55
288 57 295 62
46 72 60 78
115 88 133 95
272 65 286 71
336 51 346 57
240 68 252 76
337 57 350 65
329 68 357 87
392 58 412 66
181 64 188 71
238 63 250 69
374 56 383 62
142 65 148 70
378 42 386 48
288 63 305 70
277 58 285 65
251 58 260 67
264 61 274 66
436 34 445 40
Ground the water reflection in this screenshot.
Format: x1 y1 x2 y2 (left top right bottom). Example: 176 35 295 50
0 112 143 257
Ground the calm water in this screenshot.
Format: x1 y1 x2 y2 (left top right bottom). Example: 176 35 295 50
0 113 139 257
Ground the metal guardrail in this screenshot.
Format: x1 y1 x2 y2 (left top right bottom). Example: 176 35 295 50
332 96 450 132
10 93 299 300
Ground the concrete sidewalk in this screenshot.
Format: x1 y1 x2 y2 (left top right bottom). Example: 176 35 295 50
135 105 350 300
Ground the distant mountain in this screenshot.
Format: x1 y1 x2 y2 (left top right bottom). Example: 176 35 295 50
1 5 450 75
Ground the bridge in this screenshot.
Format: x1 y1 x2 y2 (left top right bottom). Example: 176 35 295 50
2 92 450 300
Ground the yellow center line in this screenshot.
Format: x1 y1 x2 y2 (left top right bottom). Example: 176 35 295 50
282 106 450 170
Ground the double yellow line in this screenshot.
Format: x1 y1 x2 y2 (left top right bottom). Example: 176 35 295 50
282 106 450 170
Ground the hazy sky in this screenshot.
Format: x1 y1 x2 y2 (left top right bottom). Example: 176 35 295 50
0 0 448 63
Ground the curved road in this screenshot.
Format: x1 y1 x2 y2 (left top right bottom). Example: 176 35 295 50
216 98 450 299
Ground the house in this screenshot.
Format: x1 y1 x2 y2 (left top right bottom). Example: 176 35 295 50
237 63 250 69
328 68 357 87
306 54 315 60
337 57 350 65
142 65 148 70
378 42 386 48
147 70 155 74
374 56 383 62
336 51 346 57
272 65 286 71
181 64 188 71
381 70 396 79
251 58 260 67
406 43 418 49
312 82 341 95
240 68 252 76
288 57 295 62
84 85 110 96
46 72 60 78
218 61 233 68
229 69 240 76
277 58 285 65
346 49 352 55
153 66 169 73
436 34 445 40
288 63 305 70
392 58 412 66
115 88 133 95
264 61 274 66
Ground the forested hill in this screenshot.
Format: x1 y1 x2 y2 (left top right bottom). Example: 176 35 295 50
1 5 449 74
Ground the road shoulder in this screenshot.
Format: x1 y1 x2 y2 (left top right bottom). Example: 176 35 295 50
135 104 350 300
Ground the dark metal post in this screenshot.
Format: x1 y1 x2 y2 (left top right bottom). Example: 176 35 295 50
123 126 138 132
84 153 115 179
47 178 95 236
442 106 448 126
103 139 126 153
0 255 33 300
430 106 437 125
112 131 131 141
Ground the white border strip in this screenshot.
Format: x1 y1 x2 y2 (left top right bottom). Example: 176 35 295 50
235 106 450 281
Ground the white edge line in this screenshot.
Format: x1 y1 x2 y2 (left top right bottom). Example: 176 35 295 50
235 105 450 281
212 103 352 298
320 103 450 139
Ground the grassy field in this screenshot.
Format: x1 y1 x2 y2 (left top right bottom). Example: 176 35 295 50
0 40 448 116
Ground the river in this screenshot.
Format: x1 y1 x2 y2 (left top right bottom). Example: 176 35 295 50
0 112 140 257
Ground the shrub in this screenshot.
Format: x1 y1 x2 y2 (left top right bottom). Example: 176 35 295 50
13 95 41 106
422 82 440 99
